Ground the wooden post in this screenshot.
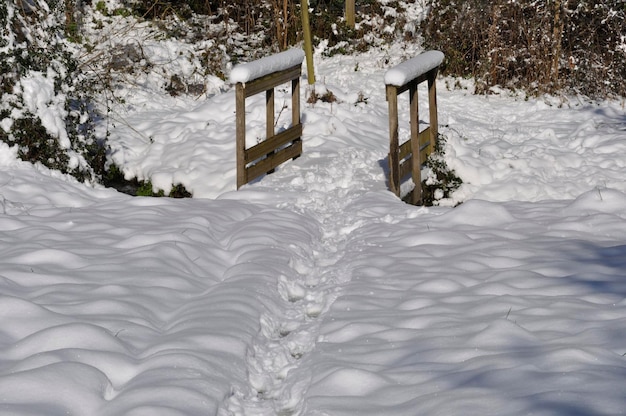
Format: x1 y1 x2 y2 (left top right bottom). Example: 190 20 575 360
345 0 355 29
409 81 421 205
236 83 246 189
387 85 400 197
266 87 276 173
292 76 300 126
292 75 301 160
301 0 315 84
427 69 439 155
266 88 275 139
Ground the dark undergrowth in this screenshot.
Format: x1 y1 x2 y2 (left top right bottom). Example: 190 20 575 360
422 0 626 98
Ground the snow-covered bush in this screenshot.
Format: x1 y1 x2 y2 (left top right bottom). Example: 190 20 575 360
422 133 462 206
0 0 105 182
423 0 626 98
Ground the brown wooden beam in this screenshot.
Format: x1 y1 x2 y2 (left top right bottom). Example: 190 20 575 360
387 84 400 197
236 83 246 189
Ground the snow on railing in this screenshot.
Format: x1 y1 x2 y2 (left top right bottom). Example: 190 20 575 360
384 50 444 87
231 49 305 189
385 50 444 205
230 49 305 84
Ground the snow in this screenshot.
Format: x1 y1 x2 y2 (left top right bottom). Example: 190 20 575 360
229 49 305 84
19 69 70 149
2 8 626 416
384 50 445 86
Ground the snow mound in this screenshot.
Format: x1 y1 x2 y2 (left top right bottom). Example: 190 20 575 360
564 188 626 216
438 199 516 226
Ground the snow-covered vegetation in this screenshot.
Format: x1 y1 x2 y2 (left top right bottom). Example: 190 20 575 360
423 0 626 97
0 0 104 182
1 1 625 415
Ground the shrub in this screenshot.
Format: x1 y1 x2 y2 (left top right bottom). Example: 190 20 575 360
0 0 106 182
103 164 192 197
422 0 626 98
421 133 462 206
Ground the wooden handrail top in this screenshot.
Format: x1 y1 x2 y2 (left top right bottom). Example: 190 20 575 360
230 48 304 84
238 65 302 98
384 50 444 89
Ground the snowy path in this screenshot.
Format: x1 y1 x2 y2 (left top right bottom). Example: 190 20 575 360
220 148 390 415
2 148 625 416
219 140 626 416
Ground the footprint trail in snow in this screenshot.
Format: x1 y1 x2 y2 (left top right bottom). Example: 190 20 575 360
219 149 389 415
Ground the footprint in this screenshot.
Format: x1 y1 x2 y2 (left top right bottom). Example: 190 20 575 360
278 275 307 303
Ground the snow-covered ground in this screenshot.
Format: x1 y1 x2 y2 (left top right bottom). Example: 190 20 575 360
2 9 626 416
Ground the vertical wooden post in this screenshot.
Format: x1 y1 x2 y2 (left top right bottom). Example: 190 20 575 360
266 87 276 173
301 0 315 84
409 81 421 205
266 88 275 139
236 83 246 189
345 0 355 29
292 76 301 160
387 85 400 197
292 77 300 126
427 69 439 155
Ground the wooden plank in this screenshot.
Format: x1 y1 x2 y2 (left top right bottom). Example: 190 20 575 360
399 158 412 181
387 85 400 197
246 140 302 181
245 124 302 162
399 139 412 160
399 129 430 161
400 138 430 164
243 65 302 98
419 127 431 165
236 83 247 189
419 127 431 149
397 131 431 169
399 135 431 166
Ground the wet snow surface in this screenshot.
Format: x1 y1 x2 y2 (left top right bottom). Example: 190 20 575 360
2 31 626 416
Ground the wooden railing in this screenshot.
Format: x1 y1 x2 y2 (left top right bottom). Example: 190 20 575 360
385 51 444 205
233 50 304 189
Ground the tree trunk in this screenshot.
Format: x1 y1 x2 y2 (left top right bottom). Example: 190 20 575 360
551 0 564 91
345 0 355 29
